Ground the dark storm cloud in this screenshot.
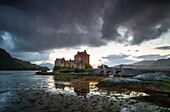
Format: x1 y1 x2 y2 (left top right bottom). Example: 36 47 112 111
102 0 170 44
155 46 170 50
0 0 106 52
135 50 139 52
0 36 2 44
0 31 5 43
0 0 170 53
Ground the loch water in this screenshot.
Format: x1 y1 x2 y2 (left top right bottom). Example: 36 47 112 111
0 71 169 112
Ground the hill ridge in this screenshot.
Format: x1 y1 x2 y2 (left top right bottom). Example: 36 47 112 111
0 48 49 70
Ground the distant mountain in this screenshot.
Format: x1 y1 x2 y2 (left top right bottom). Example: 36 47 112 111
131 58 170 67
132 60 155 66
39 63 53 70
152 58 170 66
0 48 49 70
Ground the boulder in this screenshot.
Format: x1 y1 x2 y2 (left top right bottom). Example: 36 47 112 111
133 73 168 81
98 77 143 86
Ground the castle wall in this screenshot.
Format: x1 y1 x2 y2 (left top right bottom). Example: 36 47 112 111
55 58 66 67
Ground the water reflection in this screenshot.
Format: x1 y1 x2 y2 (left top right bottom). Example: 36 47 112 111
51 77 148 99
54 81 91 97
73 82 90 96
0 72 168 112
47 76 56 90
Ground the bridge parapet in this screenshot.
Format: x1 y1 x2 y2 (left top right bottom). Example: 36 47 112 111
93 65 170 76
93 67 124 75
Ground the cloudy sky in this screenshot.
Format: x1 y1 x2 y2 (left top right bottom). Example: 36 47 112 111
0 0 170 68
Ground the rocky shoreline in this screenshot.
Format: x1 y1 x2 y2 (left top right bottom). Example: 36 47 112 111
35 71 170 108
97 73 170 108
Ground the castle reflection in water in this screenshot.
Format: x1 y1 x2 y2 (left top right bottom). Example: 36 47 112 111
54 81 98 97
47 76 149 102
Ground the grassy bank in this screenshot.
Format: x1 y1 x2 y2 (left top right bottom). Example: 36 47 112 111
53 74 105 83
53 74 80 81
53 66 92 74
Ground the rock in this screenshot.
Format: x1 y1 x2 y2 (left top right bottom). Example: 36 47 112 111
98 77 143 86
120 102 167 112
133 73 168 81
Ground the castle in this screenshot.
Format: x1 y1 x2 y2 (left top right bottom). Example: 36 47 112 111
55 50 91 69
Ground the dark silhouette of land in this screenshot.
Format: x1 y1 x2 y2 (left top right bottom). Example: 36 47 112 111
0 48 49 70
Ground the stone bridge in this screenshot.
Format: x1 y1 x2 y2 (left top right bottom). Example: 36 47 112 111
93 65 170 76
93 65 124 75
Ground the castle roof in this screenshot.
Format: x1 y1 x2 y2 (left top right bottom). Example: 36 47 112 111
76 50 89 55
55 58 65 61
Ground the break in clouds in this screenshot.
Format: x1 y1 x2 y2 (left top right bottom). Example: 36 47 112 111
102 54 136 66
0 0 170 52
102 53 170 66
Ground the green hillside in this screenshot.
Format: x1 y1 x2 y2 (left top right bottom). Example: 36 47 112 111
0 48 49 70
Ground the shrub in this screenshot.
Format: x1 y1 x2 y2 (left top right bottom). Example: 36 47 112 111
53 66 61 71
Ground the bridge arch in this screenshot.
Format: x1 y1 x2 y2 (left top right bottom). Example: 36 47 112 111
100 71 105 75
115 70 123 76
106 71 113 75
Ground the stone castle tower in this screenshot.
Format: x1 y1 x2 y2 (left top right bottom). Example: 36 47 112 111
74 50 90 66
